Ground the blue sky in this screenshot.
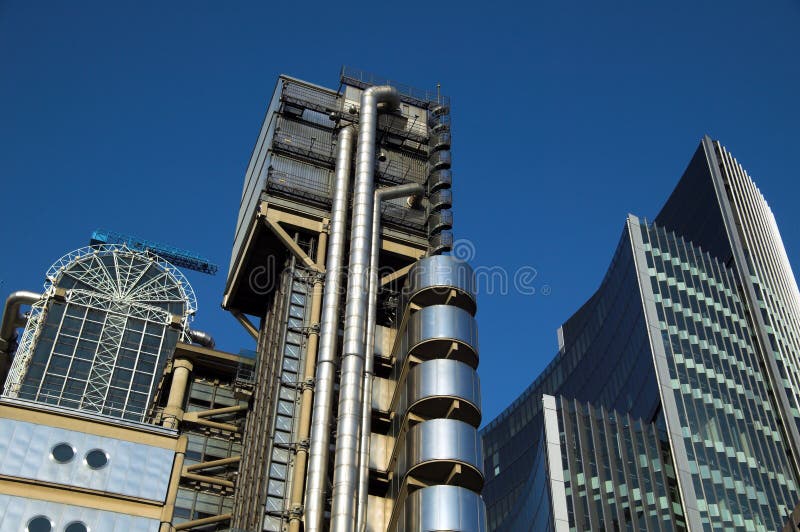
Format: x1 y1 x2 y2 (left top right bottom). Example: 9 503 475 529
2 1 799 426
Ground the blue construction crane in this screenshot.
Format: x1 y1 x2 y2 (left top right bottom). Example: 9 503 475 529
89 229 219 275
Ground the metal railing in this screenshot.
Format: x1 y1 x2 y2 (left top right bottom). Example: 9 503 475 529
273 131 336 166
340 66 448 109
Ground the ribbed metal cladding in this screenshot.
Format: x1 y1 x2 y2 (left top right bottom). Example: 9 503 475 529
389 256 486 531
712 139 800 470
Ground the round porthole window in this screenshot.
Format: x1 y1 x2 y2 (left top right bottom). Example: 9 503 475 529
50 442 75 464
84 448 109 470
65 522 89 532
26 515 53 532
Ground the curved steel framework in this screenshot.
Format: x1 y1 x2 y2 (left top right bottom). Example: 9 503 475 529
4 245 195 422
45 244 197 317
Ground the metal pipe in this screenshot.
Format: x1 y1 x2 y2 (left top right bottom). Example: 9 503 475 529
186 329 215 349
288 232 327 532
173 514 233 530
356 183 424 532
184 455 241 471
305 125 355 532
331 85 399 532
0 291 40 350
1 291 41 382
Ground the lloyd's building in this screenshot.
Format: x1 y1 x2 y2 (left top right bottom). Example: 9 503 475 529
223 68 487 532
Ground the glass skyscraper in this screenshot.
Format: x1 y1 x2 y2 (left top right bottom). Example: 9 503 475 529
482 137 800 531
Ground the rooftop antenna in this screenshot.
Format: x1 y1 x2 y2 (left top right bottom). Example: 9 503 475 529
436 82 441 104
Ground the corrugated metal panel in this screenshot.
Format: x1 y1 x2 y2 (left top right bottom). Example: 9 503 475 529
0 493 160 532
0 418 174 501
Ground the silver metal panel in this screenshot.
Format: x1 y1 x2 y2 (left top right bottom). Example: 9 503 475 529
404 255 476 314
402 305 478 367
394 485 487 532
399 419 484 483
400 359 481 427
0 418 174 501
0 493 159 532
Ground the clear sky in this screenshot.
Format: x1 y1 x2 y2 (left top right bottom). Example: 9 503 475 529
2 1 799 426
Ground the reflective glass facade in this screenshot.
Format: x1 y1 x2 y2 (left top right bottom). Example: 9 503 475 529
482 138 800 531
635 217 798 529
496 394 684 532
482 226 660 528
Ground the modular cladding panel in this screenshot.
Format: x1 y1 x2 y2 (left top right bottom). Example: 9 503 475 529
632 218 799 530
0 494 159 532
0 418 174 501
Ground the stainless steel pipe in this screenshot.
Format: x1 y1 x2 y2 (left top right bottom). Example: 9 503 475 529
186 329 215 349
330 86 399 532
356 183 424 532
305 125 355 532
0 291 41 347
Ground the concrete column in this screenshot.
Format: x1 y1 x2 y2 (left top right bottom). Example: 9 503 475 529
162 358 194 430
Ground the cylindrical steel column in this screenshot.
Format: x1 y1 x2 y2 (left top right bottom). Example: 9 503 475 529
331 85 399 532
162 358 193 429
305 125 355 532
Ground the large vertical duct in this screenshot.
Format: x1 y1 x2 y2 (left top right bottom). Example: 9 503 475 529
356 183 424 532
305 125 355 532
330 85 399 532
